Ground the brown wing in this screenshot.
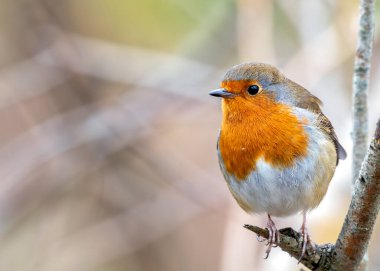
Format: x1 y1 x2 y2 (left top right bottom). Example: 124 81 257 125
287 79 347 164
317 114 347 164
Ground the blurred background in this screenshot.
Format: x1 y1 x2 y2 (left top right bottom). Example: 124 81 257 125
0 0 379 270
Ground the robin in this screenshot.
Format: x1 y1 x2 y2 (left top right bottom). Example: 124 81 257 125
209 62 346 260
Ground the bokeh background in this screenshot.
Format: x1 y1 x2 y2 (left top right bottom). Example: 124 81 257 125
0 0 379 270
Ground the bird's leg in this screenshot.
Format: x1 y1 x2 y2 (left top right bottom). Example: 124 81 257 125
264 214 280 259
298 211 316 263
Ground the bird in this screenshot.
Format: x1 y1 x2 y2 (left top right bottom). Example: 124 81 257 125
209 62 346 260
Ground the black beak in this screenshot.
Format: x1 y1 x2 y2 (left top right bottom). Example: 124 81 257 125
209 88 235 98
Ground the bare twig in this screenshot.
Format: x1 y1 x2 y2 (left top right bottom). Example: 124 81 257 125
351 0 375 269
244 225 334 270
245 119 380 270
352 0 375 182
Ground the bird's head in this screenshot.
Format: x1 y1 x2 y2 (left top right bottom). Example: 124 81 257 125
209 62 291 108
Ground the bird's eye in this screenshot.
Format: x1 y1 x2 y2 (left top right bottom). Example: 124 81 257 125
247 85 260 95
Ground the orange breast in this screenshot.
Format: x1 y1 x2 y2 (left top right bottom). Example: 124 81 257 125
219 93 308 181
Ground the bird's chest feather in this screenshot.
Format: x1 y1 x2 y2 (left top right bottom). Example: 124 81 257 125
218 99 309 181
217 105 337 215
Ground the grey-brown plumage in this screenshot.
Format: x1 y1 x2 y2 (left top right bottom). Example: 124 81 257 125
283 76 347 164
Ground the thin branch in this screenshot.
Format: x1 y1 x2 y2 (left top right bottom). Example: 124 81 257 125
244 225 334 270
352 0 375 183
351 0 375 269
245 119 380 270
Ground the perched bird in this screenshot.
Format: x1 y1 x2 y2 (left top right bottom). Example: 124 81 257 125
210 62 346 260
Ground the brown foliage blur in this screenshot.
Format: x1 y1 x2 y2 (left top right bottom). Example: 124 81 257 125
0 0 379 270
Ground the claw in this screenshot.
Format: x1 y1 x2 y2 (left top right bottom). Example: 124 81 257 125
256 234 266 242
263 214 279 259
272 230 280 247
264 246 271 259
297 211 316 263
299 229 308 262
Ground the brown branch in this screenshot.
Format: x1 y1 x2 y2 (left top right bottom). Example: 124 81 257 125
245 119 380 270
331 119 380 270
243 225 334 270
351 0 376 268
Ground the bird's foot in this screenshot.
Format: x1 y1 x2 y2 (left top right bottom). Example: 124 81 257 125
298 225 316 263
264 215 280 259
